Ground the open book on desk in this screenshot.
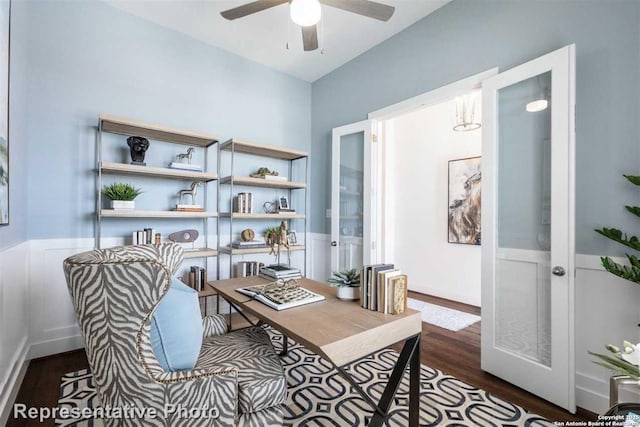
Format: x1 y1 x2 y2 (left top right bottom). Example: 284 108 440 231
236 281 325 311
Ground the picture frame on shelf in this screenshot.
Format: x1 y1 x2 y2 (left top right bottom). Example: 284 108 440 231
287 230 297 245
278 195 290 211
448 156 481 245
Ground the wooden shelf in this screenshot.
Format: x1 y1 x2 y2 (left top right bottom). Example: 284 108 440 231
220 213 305 220
183 248 218 259
220 138 308 160
100 162 218 182
100 114 219 147
219 245 305 255
100 210 218 219
220 176 306 189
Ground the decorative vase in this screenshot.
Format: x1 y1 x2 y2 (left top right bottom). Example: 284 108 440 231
110 200 135 210
336 286 359 301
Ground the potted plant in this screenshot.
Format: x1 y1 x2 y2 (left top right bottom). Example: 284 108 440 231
328 269 360 300
590 174 640 385
102 183 142 210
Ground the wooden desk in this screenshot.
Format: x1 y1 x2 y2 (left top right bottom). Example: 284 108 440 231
210 276 422 427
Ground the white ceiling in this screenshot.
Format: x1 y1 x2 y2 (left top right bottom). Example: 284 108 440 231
105 0 450 82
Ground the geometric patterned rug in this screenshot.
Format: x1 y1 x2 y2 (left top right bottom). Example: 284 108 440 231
56 328 554 426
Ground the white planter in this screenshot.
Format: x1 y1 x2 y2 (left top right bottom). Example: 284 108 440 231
109 200 135 210
336 286 359 301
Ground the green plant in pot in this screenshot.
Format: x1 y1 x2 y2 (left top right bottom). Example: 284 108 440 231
590 174 640 382
328 269 360 301
102 182 142 210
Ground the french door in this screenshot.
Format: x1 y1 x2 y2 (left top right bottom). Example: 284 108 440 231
330 120 378 273
481 45 576 411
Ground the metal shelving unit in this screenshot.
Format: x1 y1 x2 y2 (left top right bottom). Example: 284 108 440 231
95 114 220 297
218 138 309 279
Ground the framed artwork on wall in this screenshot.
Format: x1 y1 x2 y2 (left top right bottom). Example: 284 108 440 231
448 156 481 245
0 0 9 226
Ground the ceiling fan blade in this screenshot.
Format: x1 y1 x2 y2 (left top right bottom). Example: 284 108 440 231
301 25 319 51
221 0 289 20
320 0 395 21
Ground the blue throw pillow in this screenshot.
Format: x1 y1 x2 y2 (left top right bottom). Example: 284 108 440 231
150 277 203 372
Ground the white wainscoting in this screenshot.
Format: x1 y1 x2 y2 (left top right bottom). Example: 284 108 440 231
0 241 30 426
15 234 640 414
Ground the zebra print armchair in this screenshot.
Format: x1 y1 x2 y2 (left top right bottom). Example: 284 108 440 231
63 244 286 427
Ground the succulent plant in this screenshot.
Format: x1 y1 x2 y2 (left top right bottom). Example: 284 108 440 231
328 269 360 288
102 183 143 201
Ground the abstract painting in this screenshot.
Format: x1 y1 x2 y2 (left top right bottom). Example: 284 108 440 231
448 157 481 245
0 0 8 225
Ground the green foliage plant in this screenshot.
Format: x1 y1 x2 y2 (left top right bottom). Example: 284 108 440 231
102 183 143 201
328 269 361 288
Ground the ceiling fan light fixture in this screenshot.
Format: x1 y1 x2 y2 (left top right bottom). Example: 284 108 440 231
290 0 322 27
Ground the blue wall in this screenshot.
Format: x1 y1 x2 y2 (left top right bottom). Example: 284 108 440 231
310 0 640 256
0 0 28 250
22 0 310 240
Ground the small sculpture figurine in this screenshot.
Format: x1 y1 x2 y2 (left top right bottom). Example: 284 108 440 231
279 221 290 251
241 228 255 242
127 136 150 166
176 148 195 164
168 229 199 243
250 167 279 178
178 182 201 205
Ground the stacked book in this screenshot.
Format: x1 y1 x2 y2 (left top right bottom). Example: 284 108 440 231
278 208 296 215
361 264 408 315
234 193 253 213
259 264 302 281
188 266 207 292
132 228 159 245
175 204 204 212
235 261 264 278
263 175 287 182
231 240 267 249
169 162 203 172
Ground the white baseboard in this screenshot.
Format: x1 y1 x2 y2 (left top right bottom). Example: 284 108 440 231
0 337 29 427
28 335 85 360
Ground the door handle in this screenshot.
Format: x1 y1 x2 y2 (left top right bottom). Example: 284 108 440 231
331 241 337 247
552 266 566 277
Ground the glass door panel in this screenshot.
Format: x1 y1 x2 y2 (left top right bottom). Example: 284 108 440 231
495 72 552 366
338 132 365 272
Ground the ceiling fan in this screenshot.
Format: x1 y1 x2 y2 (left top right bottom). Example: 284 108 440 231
220 0 396 51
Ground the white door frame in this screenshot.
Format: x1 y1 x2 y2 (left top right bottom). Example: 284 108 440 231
481 44 576 412
367 68 498 263
331 120 376 272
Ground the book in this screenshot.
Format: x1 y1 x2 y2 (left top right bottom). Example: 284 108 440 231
236 281 324 311
169 162 203 172
370 264 394 311
277 210 297 215
231 240 267 248
175 204 204 212
378 270 402 313
259 272 302 281
388 275 408 314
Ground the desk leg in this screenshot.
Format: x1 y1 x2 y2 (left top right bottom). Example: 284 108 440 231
409 334 420 427
338 334 420 427
280 335 289 356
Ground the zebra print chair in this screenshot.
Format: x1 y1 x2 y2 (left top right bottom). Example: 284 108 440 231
63 244 286 427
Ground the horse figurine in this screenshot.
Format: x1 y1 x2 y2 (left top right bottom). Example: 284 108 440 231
175 147 195 164
178 182 201 205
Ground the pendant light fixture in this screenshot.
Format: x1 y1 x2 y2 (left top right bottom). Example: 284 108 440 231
290 0 322 27
453 93 481 132
526 75 550 113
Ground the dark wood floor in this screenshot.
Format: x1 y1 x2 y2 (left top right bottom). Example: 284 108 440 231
7 291 594 426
